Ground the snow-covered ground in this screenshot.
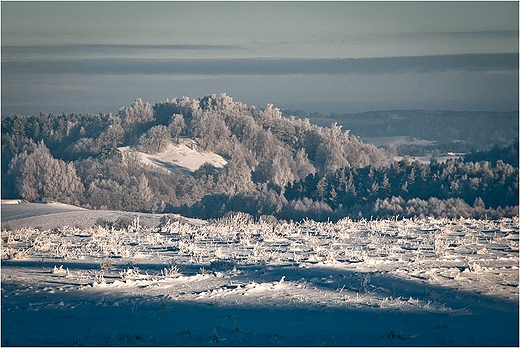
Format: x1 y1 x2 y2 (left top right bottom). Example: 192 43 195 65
361 136 437 148
1 202 518 346
119 138 227 173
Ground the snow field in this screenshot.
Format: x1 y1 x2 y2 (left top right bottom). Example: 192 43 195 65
1 215 518 345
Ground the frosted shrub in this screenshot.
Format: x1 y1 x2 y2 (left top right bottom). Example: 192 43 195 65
468 262 482 273
2 247 26 260
276 221 297 237
141 232 166 246
210 258 237 271
219 212 254 228
54 242 71 259
160 262 180 277
90 225 109 236
343 247 368 263
312 244 328 259
32 232 52 252
5 227 35 243
434 239 448 256
178 240 197 255
237 231 253 247
246 243 264 264
477 246 489 254
160 219 187 234
3 232 15 244
87 231 132 259
52 265 70 277
325 250 338 263
119 267 141 280
93 271 106 285
128 217 143 233
56 225 82 236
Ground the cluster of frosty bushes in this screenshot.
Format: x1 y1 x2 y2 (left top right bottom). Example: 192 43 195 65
2 215 518 271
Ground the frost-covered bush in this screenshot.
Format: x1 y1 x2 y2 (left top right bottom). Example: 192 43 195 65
52 265 70 277
210 259 237 271
119 267 141 280
218 212 255 227
2 247 26 260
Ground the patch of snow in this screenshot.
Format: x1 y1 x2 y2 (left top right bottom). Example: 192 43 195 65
393 155 463 164
119 138 227 173
362 136 437 147
1 200 26 205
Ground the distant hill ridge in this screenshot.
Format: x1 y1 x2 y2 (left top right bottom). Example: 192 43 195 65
2 93 517 221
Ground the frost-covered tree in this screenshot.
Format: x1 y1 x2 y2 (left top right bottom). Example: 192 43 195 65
8 141 84 203
315 123 350 172
119 98 155 126
294 148 316 180
190 109 232 154
119 98 155 144
268 149 297 188
169 114 186 144
216 144 254 195
86 178 124 211
138 174 154 207
98 114 125 159
138 125 171 154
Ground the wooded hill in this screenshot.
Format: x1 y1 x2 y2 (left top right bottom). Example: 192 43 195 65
2 94 518 221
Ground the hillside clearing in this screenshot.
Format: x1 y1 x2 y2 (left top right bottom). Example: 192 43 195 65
119 138 227 173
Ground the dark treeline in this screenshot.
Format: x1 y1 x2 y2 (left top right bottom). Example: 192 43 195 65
282 157 518 220
464 143 519 167
2 94 518 222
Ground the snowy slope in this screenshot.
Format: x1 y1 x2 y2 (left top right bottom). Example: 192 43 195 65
1 200 204 231
1 208 518 346
119 138 227 173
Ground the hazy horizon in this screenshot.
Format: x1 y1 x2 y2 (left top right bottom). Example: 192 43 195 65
2 2 518 116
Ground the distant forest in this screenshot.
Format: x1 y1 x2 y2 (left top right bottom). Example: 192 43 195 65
289 109 519 155
2 93 518 221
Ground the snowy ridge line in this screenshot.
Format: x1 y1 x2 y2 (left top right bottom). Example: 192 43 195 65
1 201 206 230
1 199 28 205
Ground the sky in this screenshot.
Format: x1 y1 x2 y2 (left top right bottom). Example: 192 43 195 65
1 1 518 116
